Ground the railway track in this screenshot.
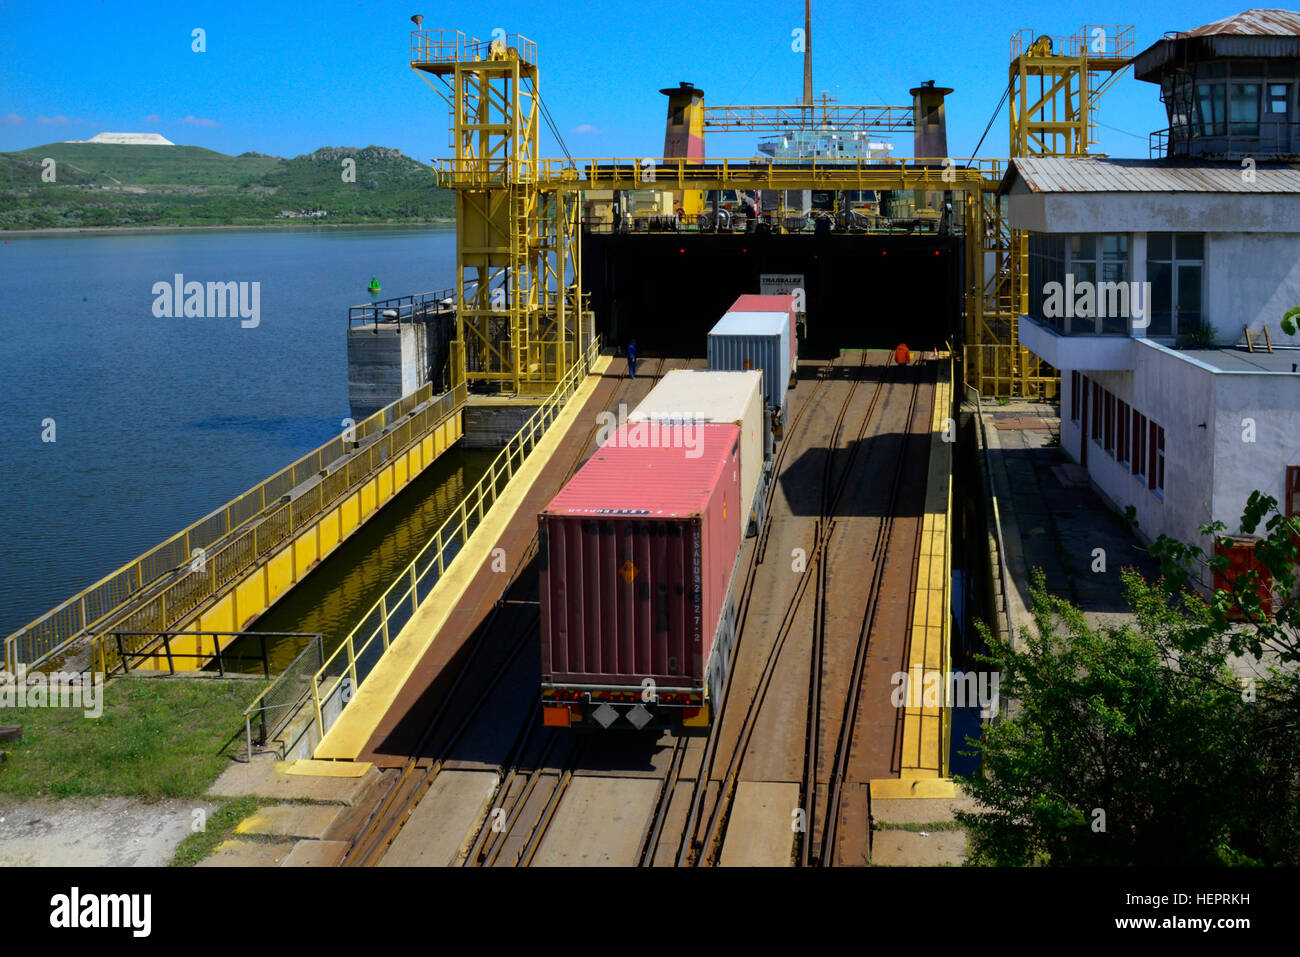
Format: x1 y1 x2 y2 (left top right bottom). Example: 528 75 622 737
340 351 930 869
817 367 922 865
661 351 931 867
341 357 677 866
674 350 891 865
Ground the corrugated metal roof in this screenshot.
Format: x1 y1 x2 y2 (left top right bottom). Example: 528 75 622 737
1177 8 1300 37
1001 156 1300 193
1134 9 1300 80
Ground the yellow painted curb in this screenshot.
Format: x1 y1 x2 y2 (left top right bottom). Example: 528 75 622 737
283 759 373 778
314 356 614 761
870 777 960 800
899 357 953 777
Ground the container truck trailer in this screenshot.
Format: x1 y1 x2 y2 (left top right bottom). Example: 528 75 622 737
727 293 802 387
628 369 771 539
706 309 792 437
538 422 746 730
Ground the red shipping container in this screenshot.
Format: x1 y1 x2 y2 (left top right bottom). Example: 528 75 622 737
539 423 742 691
730 293 798 371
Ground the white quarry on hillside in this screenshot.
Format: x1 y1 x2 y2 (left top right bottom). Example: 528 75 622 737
65 132 175 146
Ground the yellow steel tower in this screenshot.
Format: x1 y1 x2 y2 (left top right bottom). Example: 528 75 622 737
411 31 583 395
969 25 1133 397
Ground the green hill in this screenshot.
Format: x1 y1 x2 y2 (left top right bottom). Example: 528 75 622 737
0 142 455 229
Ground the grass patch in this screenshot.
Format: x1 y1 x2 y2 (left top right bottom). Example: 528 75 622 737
874 820 966 832
0 677 259 800
169 795 270 867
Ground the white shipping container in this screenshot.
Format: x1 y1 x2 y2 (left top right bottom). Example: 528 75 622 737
628 369 767 539
707 311 792 418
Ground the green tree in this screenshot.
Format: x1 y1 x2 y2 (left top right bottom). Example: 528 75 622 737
959 488 1300 866
957 569 1293 865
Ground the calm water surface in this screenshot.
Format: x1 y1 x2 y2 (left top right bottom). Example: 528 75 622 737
0 225 463 638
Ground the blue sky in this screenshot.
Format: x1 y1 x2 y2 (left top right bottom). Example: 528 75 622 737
0 0 1264 161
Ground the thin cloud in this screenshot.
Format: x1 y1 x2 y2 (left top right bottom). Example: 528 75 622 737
181 115 218 128
570 124 600 134
142 114 161 123
1 113 23 126
37 115 78 125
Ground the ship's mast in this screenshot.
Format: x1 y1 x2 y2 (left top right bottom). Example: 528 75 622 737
801 0 813 114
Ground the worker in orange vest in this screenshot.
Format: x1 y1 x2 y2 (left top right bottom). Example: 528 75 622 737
894 343 911 366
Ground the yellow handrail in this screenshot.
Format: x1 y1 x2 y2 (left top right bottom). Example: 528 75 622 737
5 381 457 674
311 336 601 737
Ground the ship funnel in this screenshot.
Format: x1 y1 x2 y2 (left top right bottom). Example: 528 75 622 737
909 80 952 162
660 82 705 160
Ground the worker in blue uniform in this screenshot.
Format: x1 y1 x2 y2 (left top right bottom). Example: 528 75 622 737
627 339 637 379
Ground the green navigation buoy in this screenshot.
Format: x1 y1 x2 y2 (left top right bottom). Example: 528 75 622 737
368 275 381 294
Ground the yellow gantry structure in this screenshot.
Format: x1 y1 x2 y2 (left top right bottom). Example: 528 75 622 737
416 25 1133 399
1010 26 1135 157
411 32 585 395
987 25 1134 394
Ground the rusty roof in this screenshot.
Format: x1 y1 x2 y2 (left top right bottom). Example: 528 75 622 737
1134 8 1300 80
1000 156 1300 193
1176 8 1300 37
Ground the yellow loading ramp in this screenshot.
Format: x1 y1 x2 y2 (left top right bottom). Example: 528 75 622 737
312 355 612 762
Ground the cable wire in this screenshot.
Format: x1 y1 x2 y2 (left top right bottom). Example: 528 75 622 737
972 78 1013 158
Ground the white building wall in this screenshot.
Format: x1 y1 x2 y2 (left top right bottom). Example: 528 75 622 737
1204 233 1300 340
1210 371 1300 536
1056 342 1300 584
1081 350 1217 561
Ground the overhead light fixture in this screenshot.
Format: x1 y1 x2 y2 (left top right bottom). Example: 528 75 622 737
410 14 424 27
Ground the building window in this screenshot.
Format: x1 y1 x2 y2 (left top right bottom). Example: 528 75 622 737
1230 82 1261 137
1029 233 1131 335
1197 82 1227 136
1287 466 1300 518
1103 391 1115 456
1092 384 1103 442
1267 83 1291 117
1132 409 1147 479
1147 233 1204 338
1070 371 1081 421
1153 424 1166 495
1117 400 1130 464
1028 233 1066 329
1069 235 1131 335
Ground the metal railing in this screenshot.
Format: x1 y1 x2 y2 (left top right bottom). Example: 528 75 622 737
434 156 1006 191
410 30 537 67
1010 25 1134 59
963 343 1059 399
1150 123 1300 160
106 630 319 678
242 633 325 759
8 381 466 675
346 280 480 331
310 335 602 739
703 103 913 133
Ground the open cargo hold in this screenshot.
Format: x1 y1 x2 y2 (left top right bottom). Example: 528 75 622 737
628 369 767 540
729 293 799 378
539 423 742 726
706 310 792 418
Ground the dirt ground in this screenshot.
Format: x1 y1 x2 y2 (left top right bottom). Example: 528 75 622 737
0 796 216 866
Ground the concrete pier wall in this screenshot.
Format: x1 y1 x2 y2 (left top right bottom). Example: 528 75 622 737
462 403 542 448
348 316 453 420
